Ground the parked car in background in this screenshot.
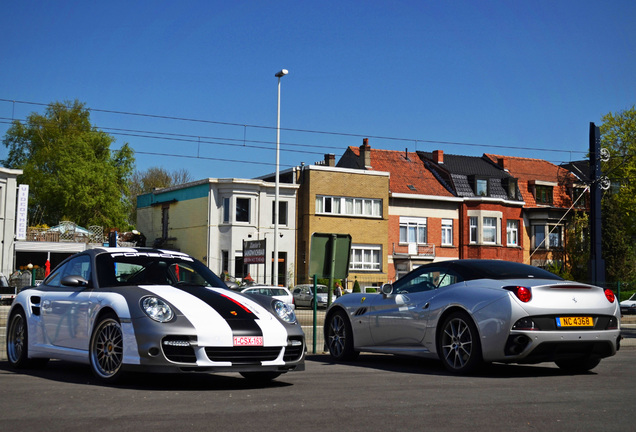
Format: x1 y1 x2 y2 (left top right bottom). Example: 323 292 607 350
293 284 329 308
621 293 636 315
6 247 305 383
324 259 621 374
241 286 295 309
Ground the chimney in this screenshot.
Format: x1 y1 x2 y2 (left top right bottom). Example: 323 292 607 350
360 138 371 168
497 157 509 171
324 153 335 167
433 149 444 164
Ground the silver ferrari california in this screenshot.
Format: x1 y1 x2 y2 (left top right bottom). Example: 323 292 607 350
324 260 621 374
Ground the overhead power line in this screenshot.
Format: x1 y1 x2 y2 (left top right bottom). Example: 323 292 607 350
0 98 590 159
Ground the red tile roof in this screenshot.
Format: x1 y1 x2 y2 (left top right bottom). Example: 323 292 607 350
348 146 454 197
484 154 578 208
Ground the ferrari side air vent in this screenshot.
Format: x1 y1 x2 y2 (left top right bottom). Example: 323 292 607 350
354 307 367 316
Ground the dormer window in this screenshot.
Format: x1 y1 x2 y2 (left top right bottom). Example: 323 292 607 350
535 185 553 204
504 178 518 200
470 176 489 197
529 180 556 205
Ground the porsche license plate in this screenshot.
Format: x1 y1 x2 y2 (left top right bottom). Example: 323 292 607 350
556 316 593 327
234 336 263 346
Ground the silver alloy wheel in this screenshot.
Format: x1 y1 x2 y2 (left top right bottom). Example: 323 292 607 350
328 313 346 358
90 317 124 380
440 316 473 370
7 312 26 365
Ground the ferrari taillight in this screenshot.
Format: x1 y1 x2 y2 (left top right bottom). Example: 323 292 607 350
505 286 532 303
604 289 615 303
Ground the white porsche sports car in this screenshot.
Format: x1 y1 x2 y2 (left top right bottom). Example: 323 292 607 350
324 260 621 374
6 248 305 383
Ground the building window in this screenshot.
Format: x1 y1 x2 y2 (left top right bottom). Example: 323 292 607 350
236 198 250 223
350 245 381 271
572 187 587 208
549 225 562 248
483 217 497 244
505 178 518 200
507 220 519 246
535 185 553 204
316 195 382 218
272 201 288 226
441 219 453 246
222 197 230 223
399 217 427 244
475 178 488 197
161 204 169 239
533 225 546 249
221 250 229 275
469 217 478 244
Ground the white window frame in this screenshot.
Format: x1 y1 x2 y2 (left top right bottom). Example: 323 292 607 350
469 216 478 244
316 195 382 218
349 244 382 271
399 217 427 244
235 197 251 224
441 219 453 246
482 217 497 244
507 220 519 246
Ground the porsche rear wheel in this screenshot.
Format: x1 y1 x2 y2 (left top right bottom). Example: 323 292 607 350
90 312 125 383
438 311 482 374
555 356 601 373
326 310 359 361
7 308 49 369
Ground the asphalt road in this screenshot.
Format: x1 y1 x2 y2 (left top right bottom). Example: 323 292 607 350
0 347 633 432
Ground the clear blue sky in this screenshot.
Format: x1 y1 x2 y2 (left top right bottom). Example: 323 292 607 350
1 1 634 181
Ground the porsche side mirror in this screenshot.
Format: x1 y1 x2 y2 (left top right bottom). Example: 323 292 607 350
61 275 89 288
381 283 394 296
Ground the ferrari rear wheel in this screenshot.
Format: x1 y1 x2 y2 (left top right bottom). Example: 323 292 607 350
555 356 601 373
438 311 482 374
326 310 359 361
90 312 125 383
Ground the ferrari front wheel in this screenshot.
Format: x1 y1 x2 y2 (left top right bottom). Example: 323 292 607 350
90 312 125 383
325 309 359 361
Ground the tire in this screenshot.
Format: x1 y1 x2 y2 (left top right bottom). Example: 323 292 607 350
6 308 49 369
555 356 601 373
437 311 482 374
325 309 359 361
89 312 125 383
240 372 282 383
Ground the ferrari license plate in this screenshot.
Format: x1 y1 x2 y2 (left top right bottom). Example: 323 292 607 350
556 316 593 327
234 336 263 346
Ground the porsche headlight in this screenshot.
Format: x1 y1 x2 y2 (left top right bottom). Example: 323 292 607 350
141 296 174 322
273 300 297 323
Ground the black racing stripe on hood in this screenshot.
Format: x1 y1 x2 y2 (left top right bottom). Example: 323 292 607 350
176 285 262 337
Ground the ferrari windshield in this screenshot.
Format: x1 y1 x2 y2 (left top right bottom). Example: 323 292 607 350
96 252 226 289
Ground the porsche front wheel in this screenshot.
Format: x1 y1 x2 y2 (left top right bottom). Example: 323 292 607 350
90 312 125 383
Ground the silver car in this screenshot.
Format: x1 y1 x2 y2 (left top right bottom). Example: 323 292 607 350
324 259 621 374
293 284 329 308
241 286 295 309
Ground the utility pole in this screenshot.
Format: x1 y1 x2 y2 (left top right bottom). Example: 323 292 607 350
589 122 605 286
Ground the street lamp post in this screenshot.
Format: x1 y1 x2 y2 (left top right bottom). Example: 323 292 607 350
273 69 288 286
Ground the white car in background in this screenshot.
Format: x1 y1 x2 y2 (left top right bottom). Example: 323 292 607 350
242 286 295 309
620 293 636 315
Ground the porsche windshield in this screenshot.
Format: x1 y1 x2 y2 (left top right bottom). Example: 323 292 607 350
96 252 226 288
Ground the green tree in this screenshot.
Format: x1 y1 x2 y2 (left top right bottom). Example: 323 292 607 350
599 105 636 283
2 100 134 229
127 167 193 224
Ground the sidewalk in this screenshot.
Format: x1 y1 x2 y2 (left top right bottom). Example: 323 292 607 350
0 306 634 361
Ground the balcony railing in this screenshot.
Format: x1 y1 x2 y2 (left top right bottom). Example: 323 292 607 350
392 242 435 258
